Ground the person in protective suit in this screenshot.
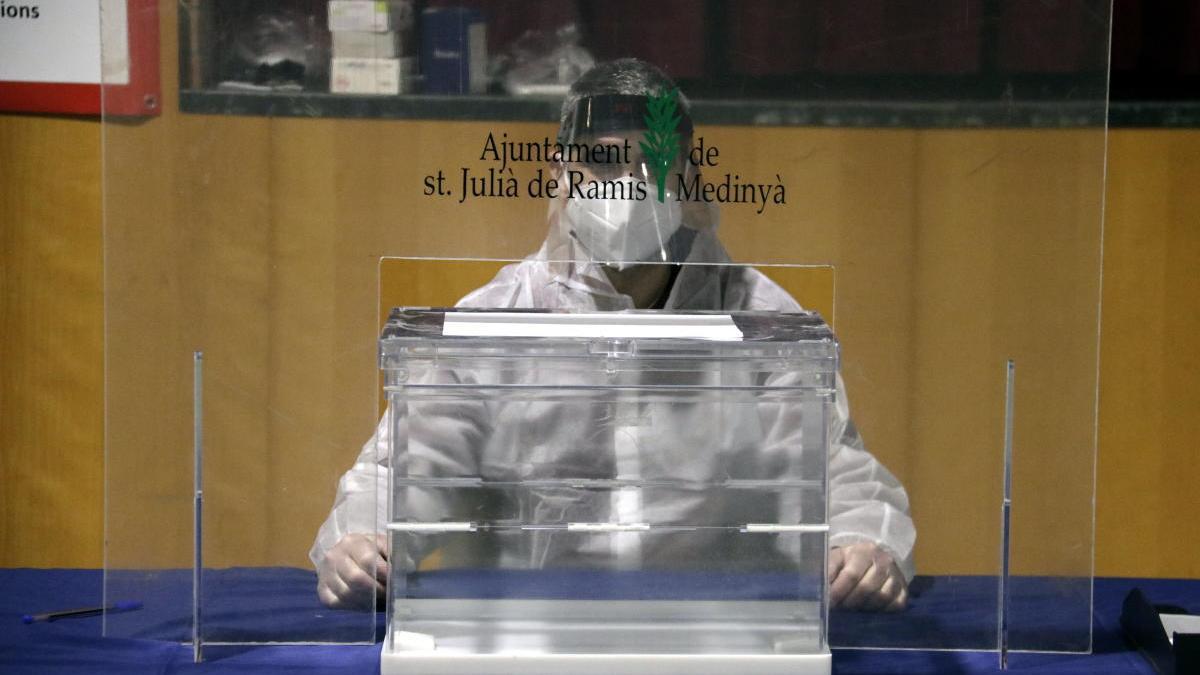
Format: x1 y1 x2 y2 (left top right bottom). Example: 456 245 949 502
312 58 915 614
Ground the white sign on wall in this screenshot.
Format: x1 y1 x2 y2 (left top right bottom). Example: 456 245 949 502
0 0 151 115
0 1 102 83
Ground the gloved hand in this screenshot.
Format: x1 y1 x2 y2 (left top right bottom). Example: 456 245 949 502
317 533 389 609
829 542 908 612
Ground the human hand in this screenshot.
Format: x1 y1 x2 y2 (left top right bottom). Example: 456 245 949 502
828 542 908 612
317 533 389 609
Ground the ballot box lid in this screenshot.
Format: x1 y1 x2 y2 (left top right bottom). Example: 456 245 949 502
381 307 837 359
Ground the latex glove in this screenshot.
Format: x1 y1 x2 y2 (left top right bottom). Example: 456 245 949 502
317 533 389 609
828 542 908 612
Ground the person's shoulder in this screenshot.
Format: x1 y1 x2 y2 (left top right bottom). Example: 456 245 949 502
686 230 804 313
454 258 542 308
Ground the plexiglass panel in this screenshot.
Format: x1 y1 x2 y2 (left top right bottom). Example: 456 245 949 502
103 0 1108 655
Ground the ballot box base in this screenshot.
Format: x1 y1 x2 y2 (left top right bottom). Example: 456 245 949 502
381 637 832 675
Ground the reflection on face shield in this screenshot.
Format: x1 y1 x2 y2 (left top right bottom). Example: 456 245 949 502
565 174 684 270
571 147 678 181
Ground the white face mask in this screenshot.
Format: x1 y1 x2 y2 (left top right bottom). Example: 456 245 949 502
565 177 684 270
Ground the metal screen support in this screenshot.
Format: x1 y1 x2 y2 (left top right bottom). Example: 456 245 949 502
997 359 1015 669
193 352 204 663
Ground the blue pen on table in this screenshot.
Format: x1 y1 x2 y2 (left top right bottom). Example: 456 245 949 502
22 600 142 624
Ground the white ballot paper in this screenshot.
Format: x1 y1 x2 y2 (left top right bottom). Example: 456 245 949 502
442 312 744 341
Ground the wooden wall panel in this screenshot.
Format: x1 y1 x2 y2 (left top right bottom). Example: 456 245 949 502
1095 130 1200 579
910 130 1105 576
0 115 103 568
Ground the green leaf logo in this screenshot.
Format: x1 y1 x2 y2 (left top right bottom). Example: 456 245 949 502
640 88 682 203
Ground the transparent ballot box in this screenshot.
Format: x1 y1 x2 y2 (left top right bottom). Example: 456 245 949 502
380 308 836 674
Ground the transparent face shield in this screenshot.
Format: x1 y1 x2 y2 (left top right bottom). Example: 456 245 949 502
550 93 698 270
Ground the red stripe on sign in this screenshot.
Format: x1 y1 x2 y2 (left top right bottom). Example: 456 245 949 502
0 82 102 115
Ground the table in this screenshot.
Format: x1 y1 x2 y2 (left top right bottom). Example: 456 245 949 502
2 568 1194 674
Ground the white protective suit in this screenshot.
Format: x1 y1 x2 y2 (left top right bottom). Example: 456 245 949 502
311 196 916 580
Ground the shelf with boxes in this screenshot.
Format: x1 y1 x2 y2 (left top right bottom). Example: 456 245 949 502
180 1 489 99
177 0 1199 128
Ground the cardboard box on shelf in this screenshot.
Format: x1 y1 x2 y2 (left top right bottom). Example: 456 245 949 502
328 0 414 33
331 56 417 95
332 30 409 59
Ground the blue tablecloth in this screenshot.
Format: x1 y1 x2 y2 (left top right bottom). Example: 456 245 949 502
1 568 1195 674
